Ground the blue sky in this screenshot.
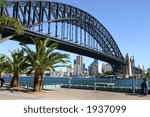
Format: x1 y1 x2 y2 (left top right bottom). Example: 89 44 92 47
1 0 150 70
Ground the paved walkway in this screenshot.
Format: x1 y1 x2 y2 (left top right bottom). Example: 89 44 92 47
0 87 150 100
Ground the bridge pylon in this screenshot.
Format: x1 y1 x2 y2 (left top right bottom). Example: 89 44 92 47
124 53 135 78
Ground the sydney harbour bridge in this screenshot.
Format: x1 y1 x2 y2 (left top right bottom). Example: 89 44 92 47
0 0 142 77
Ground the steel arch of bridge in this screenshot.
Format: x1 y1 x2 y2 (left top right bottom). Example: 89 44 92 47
0 0 126 69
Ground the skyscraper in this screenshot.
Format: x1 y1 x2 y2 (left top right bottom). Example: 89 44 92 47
147 67 150 73
138 64 145 72
98 64 102 74
74 55 83 76
88 59 98 75
66 65 73 76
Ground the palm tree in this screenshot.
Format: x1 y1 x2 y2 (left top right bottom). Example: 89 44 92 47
21 38 70 92
0 54 7 78
0 16 24 35
5 49 28 87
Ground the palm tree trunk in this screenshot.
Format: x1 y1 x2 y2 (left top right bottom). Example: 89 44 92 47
10 73 19 87
33 70 43 92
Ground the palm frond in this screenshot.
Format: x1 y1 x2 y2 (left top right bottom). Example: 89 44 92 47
21 37 70 73
0 16 24 35
0 0 6 7
4 49 29 74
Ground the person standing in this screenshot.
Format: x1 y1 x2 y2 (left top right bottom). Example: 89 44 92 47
0 78 5 87
145 78 149 95
141 78 148 96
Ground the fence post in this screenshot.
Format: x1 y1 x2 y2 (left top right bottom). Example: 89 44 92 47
132 77 135 94
94 82 96 91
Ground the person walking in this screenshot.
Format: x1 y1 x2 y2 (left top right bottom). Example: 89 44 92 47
0 78 5 87
145 78 149 95
141 78 148 96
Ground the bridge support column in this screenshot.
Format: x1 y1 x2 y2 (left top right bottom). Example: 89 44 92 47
125 54 133 78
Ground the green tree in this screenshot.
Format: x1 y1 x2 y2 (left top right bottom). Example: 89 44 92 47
5 49 28 87
0 16 24 35
0 1 24 35
0 54 7 78
21 38 70 92
95 73 103 78
146 72 150 78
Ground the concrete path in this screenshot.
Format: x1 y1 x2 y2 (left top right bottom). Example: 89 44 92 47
0 87 150 100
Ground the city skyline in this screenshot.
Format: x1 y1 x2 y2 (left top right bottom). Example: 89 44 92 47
0 0 150 70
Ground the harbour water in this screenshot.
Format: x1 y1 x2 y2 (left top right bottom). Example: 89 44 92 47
3 76 149 89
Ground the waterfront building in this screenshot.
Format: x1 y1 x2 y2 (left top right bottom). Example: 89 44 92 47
102 63 112 74
44 71 50 76
147 68 150 73
48 70 64 77
82 68 89 77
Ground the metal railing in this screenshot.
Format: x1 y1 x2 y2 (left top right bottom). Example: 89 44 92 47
4 81 142 93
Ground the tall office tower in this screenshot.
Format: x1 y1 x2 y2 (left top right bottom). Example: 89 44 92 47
88 59 99 75
93 59 98 75
132 56 135 67
66 65 73 76
98 64 102 74
83 63 86 70
74 55 83 76
138 64 145 72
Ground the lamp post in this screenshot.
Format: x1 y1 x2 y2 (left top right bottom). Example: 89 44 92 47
94 77 96 91
132 76 136 94
68 77 72 89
